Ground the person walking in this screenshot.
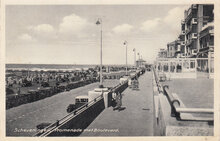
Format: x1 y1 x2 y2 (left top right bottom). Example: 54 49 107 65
112 92 117 108
117 92 122 110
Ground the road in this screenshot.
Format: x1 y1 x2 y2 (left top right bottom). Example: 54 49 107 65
6 79 119 136
80 71 154 136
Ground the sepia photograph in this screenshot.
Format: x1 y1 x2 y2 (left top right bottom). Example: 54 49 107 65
1 1 219 139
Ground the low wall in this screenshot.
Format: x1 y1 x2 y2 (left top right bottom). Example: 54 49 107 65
152 69 213 136
152 70 166 136
47 98 105 136
34 70 145 137
163 72 197 79
35 74 132 136
153 94 166 136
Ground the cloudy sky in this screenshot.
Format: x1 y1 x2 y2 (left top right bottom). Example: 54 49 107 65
6 5 189 65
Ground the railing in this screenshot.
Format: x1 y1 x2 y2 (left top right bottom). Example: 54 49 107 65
34 73 133 137
33 93 104 137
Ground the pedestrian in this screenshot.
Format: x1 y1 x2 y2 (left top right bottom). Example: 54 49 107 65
116 92 122 111
112 92 117 108
113 92 121 111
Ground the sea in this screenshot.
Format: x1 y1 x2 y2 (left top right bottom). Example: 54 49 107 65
6 64 128 71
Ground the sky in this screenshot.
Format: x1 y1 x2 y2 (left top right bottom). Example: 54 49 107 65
6 5 189 65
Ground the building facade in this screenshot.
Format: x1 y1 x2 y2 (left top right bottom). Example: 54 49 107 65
167 40 181 58
182 4 214 58
158 48 167 58
198 22 214 58
156 4 214 78
136 59 146 68
179 21 186 57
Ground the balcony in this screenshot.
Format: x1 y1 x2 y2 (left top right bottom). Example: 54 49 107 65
185 12 192 23
192 4 197 9
186 39 193 46
184 8 193 23
185 6 198 24
192 49 197 55
209 29 214 34
200 25 214 39
185 27 192 35
192 33 197 39
199 46 214 53
192 18 197 24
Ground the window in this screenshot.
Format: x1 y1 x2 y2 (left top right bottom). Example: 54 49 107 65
163 63 169 72
76 99 80 102
81 99 88 102
190 61 195 68
183 61 189 69
170 62 176 73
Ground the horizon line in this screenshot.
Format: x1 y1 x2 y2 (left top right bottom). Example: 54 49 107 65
5 63 141 66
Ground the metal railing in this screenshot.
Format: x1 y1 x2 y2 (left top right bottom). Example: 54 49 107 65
34 75 132 137
33 93 104 137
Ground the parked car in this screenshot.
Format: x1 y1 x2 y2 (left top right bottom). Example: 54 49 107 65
66 95 89 113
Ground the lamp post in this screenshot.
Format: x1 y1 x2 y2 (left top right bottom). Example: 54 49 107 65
123 41 128 75
137 53 140 68
96 18 103 88
133 48 136 67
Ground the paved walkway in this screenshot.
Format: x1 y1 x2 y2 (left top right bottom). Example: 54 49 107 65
162 78 214 109
80 72 154 136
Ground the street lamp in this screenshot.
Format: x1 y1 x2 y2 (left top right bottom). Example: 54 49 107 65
123 41 128 75
137 53 140 68
133 48 136 67
96 18 104 88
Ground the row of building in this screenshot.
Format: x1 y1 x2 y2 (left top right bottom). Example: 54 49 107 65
158 4 214 59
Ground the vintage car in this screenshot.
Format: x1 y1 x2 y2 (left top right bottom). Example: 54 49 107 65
66 95 89 113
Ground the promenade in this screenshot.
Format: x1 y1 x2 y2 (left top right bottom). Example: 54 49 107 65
162 78 214 109
6 80 118 136
6 70 214 136
80 71 154 136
